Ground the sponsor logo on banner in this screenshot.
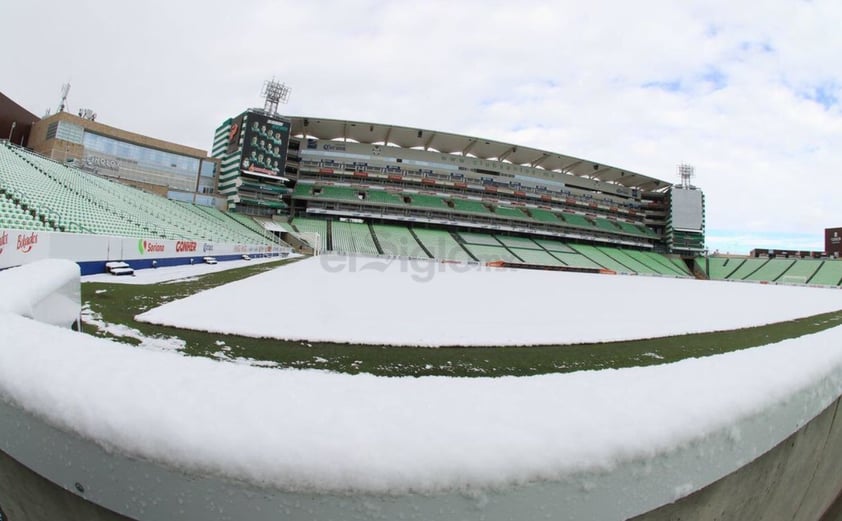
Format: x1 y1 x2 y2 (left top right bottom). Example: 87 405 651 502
176 240 198 253
138 239 166 255
16 232 38 253
18 232 38 253
203 243 214 253
84 156 119 170
0 230 7 255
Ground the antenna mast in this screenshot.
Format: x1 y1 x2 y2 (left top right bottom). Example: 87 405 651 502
57 83 71 113
261 78 290 115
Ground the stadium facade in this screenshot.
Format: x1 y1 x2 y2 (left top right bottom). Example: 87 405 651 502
215 110 706 256
212 109 293 215
28 111 221 206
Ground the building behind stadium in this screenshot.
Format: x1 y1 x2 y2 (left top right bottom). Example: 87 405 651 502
5 96 221 207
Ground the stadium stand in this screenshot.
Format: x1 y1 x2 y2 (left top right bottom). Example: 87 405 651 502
603 248 663 275
291 217 329 251
1 143 279 245
806 260 842 286
569 244 633 273
408 194 450 210
665 255 693 275
412 228 474 262
276 220 297 234
226 211 275 237
331 221 380 255
533 238 576 253
364 189 404 206
493 205 529 220
744 259 797 282
560 213 594 229
593 217 622 234
459 231 501 246
0 193 52 231
638 224 658 238
2 145 151 237
528 208 562 224
371 224 430 258
701 257 744 280
778 259 823 285
451 198 491 214
636 250 691 276
616 221 648 237
462 244 522 263
510 248 566 266
495 235 541 249
549 250 603 269
315 185 362 202
724 258 768 280
293 183 313 198
178 202 278 245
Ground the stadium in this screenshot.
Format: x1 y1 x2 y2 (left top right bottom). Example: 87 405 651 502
1 87 842 521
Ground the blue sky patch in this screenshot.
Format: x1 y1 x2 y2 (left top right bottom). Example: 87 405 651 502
800 82 839 110
642 79 684 92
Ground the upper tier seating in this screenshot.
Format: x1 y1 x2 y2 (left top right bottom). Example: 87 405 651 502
451 198 491 214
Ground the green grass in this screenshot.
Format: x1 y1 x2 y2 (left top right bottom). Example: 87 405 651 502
82 260 842 377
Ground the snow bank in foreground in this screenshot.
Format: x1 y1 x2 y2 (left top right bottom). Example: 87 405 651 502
0 259 80 328
137 255 842 346
1 311 841 494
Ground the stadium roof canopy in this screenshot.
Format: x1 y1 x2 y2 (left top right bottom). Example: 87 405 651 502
286 115 669 192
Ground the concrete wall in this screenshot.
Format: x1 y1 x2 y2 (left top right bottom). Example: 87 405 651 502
1 396 841 521
631 396 842 521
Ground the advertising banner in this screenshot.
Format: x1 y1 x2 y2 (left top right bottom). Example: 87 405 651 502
0 229 51 269
825 228 842 257
226 114 245 155
240 112 291 177
0 229 285 272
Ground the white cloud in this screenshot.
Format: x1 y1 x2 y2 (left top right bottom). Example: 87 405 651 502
3 0 842 252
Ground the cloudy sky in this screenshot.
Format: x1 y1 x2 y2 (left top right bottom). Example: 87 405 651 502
3 0 841 254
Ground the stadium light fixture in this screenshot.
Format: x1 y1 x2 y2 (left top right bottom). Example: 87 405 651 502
678 163 695 189
261 78 291 115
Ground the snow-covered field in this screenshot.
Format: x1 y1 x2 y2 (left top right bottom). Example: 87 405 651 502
136 254 842 346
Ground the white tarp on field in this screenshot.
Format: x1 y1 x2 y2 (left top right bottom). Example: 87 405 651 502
137 254 842 347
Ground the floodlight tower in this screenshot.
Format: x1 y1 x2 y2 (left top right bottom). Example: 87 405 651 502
678 163 695 189
261 78 291 115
